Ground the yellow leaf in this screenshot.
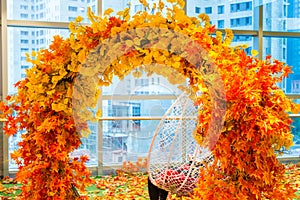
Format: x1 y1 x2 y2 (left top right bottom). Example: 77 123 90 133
75 16 83 22
47 89 56 95
48 192 55 196
96 109 102 118
251 50 258 57
139 0 149 8
123 7 130 20
132 70 142 78
172 61 181 68
66 87 73 98
52 102 67 112
104 8 114 16
158 0 164 11
78 49 87 63
31 50 37 57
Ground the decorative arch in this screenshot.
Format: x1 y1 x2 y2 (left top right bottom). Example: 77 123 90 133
0 1 298 199
72 27 226 149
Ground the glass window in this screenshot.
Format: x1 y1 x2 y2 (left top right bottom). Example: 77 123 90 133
218 5 224 14
3 0 300 172
20 5 28 10
244 46 252 55
7 0 97 23
7 27 70 93
80 7 85 12
21 65 30 69
186 0 258 30
135 4 143 12
230 2 252 13
71 122 98 166
20 39 29 44
285 117 300 157
230 35 255 56
103 100 172 118
263 37 300 94
20 13 29 18
91 5 96 13
103 0 130 16
230 17 252 27
218 20 224 28
264 0 300 32
205 7 212 14
102 119 154 165
232 35 252 42
102 73 184 96
20 48 29 52
68 17 76 21
20 31 29 36
102 98 177 165
68 6 78 12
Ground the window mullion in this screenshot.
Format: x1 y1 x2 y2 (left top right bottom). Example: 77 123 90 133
258 5 263 60
97 0 104 175
1 0 9 178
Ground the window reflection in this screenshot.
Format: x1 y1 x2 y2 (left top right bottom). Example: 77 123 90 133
101 98 178 164
286 117 300 157
102 119 158 165
264 0 300 32
7 27 69 95
102 71 185 96
71 122 98 166
186 0 257 30
263 37 300 94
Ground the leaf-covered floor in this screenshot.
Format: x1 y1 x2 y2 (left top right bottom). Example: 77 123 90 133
1 165 299 200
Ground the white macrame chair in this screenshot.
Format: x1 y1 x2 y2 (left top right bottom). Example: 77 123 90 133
147 92 213 196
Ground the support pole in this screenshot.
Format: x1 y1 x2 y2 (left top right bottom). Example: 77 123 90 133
0 0 9 178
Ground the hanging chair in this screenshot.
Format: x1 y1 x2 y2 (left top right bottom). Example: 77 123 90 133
147 92 213 196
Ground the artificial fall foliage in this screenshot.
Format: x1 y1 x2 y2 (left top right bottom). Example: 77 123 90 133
0 0 299 199
121 157 148 174
0 166 299 199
